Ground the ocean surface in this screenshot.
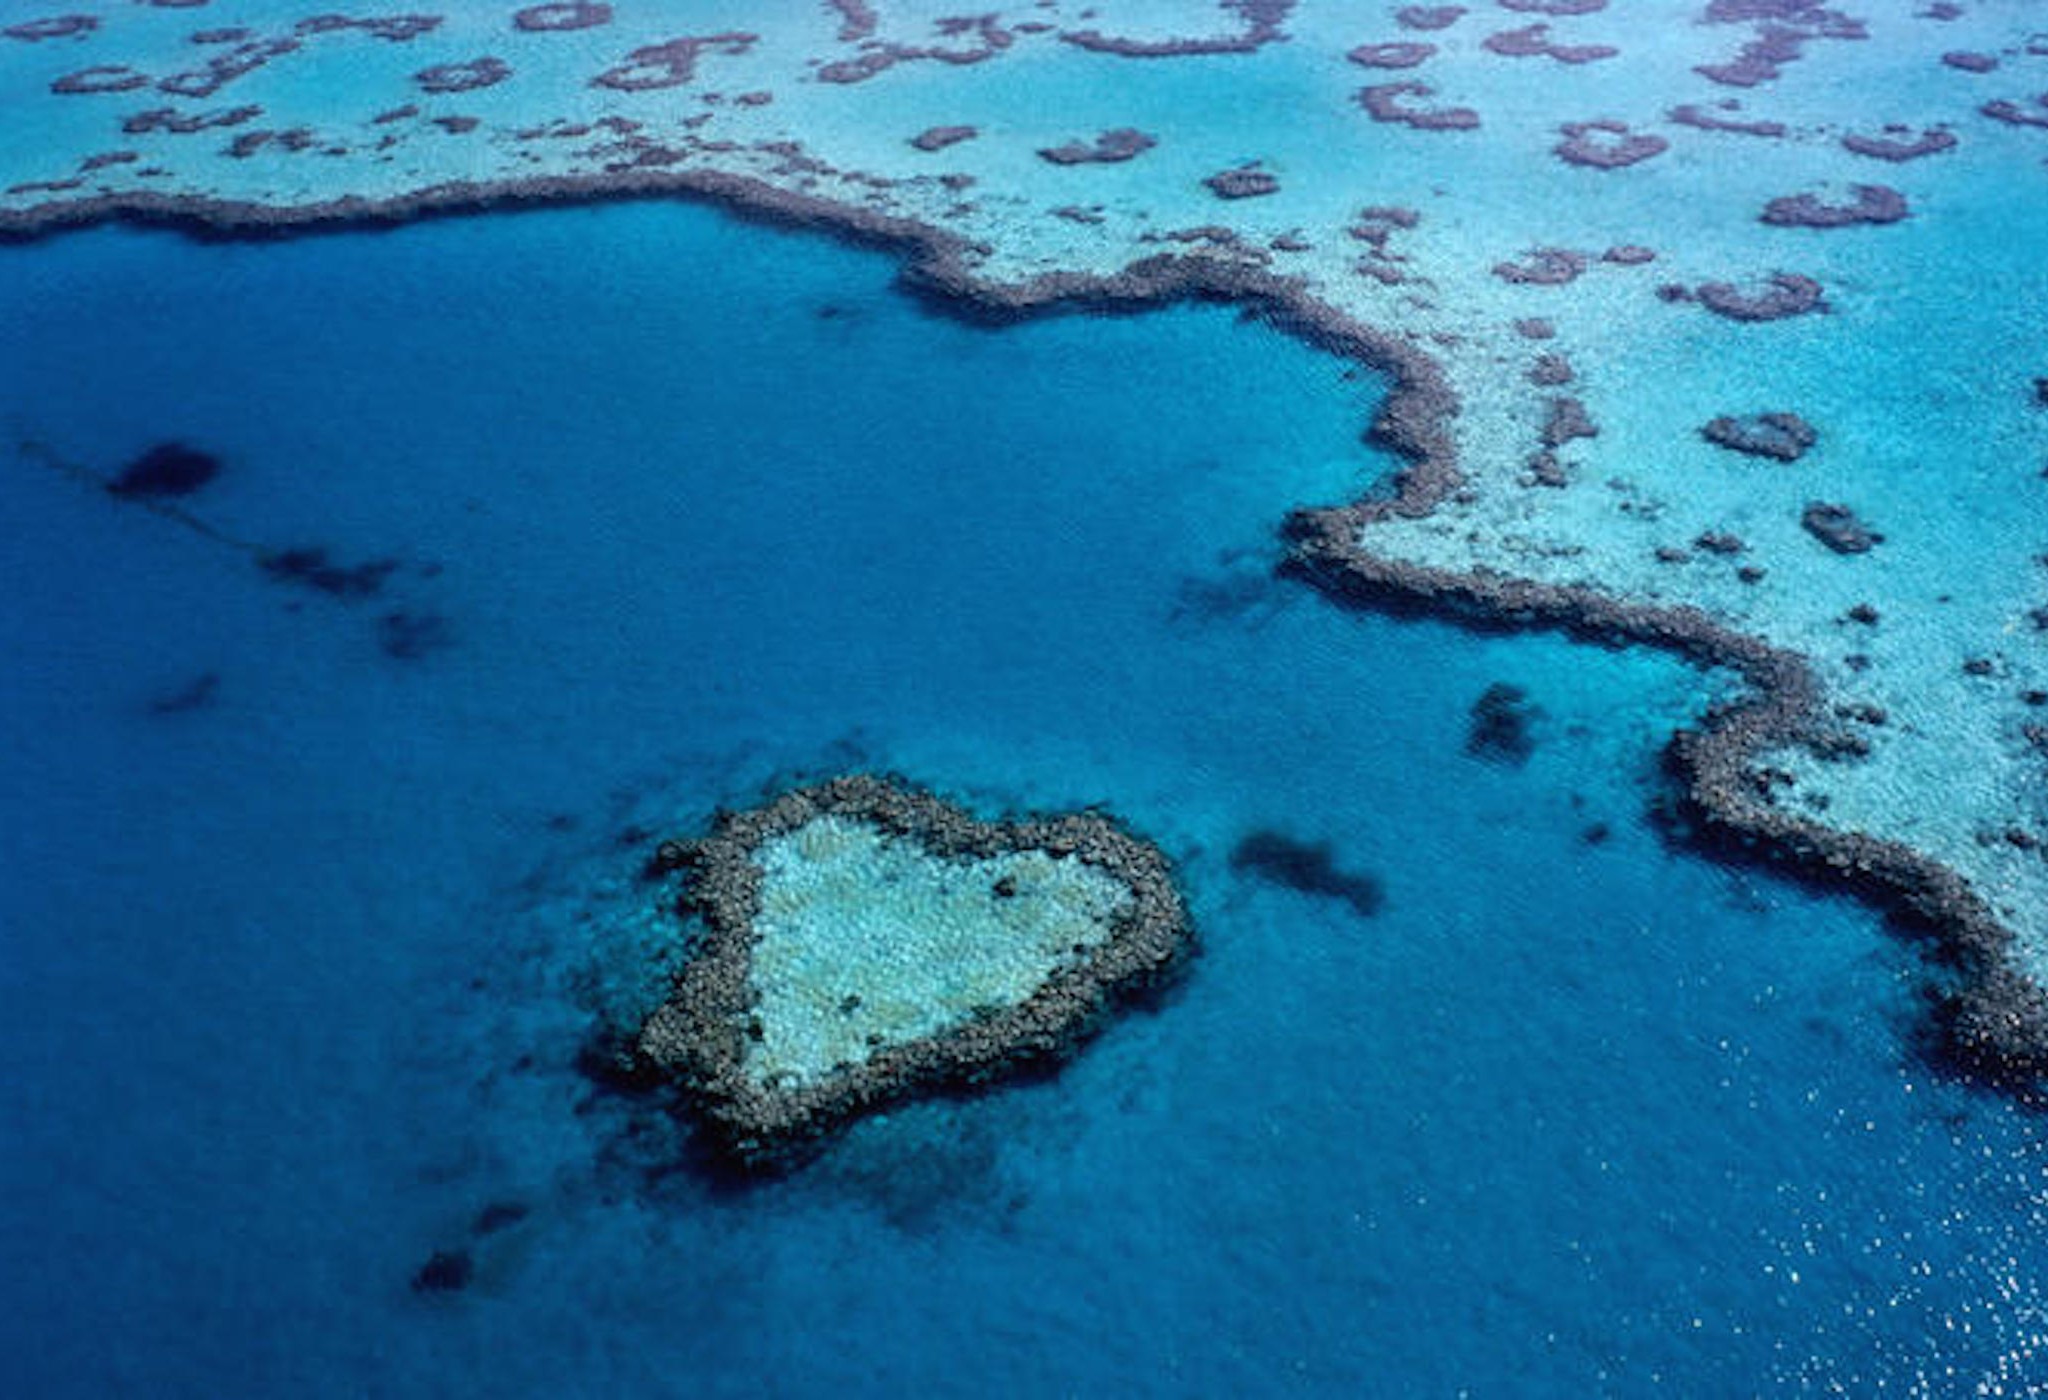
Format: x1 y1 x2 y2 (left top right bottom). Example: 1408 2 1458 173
3 196 2046 1396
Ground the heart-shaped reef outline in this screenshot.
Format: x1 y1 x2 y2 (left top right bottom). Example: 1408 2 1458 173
637 774 1195 1172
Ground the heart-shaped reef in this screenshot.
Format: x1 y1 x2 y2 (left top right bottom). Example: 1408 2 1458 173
637 774 1194 1171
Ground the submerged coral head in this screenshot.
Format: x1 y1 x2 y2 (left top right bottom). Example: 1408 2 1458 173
106 441 221 499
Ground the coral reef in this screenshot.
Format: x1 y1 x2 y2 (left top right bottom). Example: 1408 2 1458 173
1204 165 1280 199
636 775 1194 1170
1038 128 1158 165
513 2 611 32
1701 411 1818 461
1230 830 1385 917
1801 501 1882 554
1554 118 1668 168
1690 272 1828 321
909 125 977 152
1760 184 1908 228
414 58 511 95
106 441 221 498
1482 24 1617 63
1358 82 1480 131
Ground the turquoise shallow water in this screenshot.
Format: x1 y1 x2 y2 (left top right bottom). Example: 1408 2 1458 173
3 200 2046 1395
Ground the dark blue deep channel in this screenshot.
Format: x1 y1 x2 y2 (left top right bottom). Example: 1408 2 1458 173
3 201 2045 1395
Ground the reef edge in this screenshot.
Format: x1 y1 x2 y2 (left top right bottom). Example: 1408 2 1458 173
6 166 2040 1092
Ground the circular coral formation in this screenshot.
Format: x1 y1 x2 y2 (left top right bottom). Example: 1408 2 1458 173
635 775 1194 1170
1760 184 1908 228
1358 81 1480 130
1348 41 1436 68
1482 23 1617 63
413 57 512 94
592 33 756 92
1059 1 1290 57
1693 271 1827 321
1554 118 1667 168
50 65 150 95
4 15 97 41
512 1 611 31
1396 5 1465 29
293 14 441 41
1841 125 1956 161
122 104 261 134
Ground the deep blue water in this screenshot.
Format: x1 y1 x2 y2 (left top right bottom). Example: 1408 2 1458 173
3 200 2045 1396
